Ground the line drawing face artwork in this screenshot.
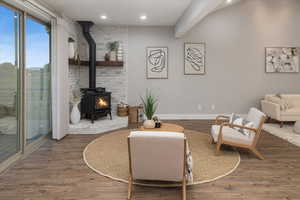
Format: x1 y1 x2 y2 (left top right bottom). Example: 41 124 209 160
184 43 205 75
146 47 168 79
148 49 166 72
266 47 299 73
186 47 203 71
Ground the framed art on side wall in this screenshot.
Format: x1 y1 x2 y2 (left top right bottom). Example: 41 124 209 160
184 43 205 75
265 47 300 73
146 47 168 79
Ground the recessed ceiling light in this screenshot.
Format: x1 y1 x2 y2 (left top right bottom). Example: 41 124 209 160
226 0 232 3
100 15 107 20
140 15 147 20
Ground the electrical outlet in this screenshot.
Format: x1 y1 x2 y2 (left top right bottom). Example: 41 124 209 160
197 104 202 111
211 104 216 110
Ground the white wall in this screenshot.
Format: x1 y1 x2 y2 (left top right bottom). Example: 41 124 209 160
127 0 300 116
52 17 78 140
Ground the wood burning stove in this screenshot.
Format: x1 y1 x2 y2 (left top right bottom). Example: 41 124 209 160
80 87 112 123
77 21 112 123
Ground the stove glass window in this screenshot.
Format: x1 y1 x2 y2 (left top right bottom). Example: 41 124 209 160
95 96 109 109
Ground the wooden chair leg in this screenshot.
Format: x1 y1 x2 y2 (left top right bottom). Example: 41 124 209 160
251 148 264 160
127 176 133 200
182 178 186 200
280 121 284 128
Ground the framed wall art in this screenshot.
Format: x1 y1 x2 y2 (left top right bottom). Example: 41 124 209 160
265 47 299 73
184 43 205 75
146 47 168 79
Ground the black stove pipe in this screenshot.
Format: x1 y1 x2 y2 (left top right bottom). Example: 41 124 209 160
77 21 96 89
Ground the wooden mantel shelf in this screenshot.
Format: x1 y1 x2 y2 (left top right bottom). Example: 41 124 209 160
69 59 123 67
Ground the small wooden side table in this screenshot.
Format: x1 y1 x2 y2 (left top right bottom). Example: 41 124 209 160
138 123 184 133
128 105 143 125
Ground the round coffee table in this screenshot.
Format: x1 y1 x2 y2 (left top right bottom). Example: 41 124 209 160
138 123 184 133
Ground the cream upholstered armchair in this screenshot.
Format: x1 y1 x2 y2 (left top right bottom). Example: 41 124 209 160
261 94 300 127
211 108 266 160
127 131 187 200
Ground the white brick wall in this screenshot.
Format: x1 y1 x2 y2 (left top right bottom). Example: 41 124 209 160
69 26 128 115
69 65 80 95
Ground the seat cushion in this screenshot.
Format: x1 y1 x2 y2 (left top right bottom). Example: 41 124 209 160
211 125 254 145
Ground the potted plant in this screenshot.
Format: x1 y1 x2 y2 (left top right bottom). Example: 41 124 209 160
70 88 83 124
107 41 119 61
141 90 158 129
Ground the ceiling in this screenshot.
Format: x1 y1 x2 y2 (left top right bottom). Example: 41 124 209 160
39 0 192 26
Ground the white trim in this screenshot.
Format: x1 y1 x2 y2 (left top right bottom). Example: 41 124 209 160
23 0 57 18
3 0 57 23
156 114 247 120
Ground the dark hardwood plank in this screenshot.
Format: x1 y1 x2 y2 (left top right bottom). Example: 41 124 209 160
0 120 299 200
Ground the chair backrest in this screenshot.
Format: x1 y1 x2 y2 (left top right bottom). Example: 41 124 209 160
280 94 300 108
128 131 186 182
246 107 266 146
246 107 266 129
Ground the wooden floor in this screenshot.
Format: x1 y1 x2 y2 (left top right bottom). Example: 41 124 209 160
0 120 300 200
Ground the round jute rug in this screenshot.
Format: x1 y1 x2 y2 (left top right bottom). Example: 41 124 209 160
83 129 240 187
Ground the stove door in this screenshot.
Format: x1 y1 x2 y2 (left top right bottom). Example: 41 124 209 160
95 95 110 110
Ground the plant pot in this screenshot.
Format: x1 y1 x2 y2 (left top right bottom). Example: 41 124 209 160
143 119 155 129
71 102 81 124
69 42 75 59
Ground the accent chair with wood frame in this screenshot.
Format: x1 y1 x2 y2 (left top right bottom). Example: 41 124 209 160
211 108 267 160
127 131 187 200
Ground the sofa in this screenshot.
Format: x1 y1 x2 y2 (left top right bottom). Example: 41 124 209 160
261 94 300 127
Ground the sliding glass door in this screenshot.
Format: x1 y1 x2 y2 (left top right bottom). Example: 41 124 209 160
25 16 51 144
0 5 20 162
0 2 52 167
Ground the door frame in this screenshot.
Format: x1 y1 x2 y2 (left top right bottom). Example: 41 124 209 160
0 1 52 173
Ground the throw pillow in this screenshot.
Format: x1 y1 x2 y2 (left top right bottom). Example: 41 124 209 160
278 95 293 109
186 143 193 183
266 96 288 110
277 94 292 109
229 113 254 136
229 113 239 123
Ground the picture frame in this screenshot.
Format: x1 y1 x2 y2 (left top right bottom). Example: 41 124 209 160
146 47 168 79
265 47 300 73
184 43 205 75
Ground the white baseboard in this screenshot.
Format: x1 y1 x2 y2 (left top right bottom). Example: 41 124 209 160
156 114 247 120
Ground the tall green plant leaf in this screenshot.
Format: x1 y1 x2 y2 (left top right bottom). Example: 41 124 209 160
141 90 158 120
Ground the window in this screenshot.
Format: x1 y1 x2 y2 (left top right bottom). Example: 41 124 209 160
0 2 52 166
0 4 20 162
25 16 51 144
